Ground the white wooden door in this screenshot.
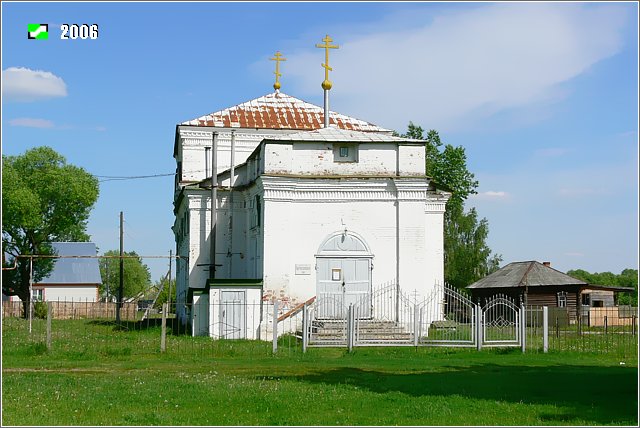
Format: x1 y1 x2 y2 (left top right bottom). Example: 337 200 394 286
317 258 371 319
219 291 246 339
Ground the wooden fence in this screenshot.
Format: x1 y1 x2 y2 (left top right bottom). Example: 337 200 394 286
589 307 638 327
2 301 138 321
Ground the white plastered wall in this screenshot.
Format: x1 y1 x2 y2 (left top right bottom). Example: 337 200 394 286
36 286 98 302
260 177 447 305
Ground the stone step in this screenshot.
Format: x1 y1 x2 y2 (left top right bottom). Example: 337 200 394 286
311 329 405 334
310 334 412 342
308 319 412 344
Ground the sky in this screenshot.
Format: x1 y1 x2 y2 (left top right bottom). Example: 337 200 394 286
1 1 638 283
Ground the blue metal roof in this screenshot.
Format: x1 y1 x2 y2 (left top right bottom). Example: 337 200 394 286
39 242 102 285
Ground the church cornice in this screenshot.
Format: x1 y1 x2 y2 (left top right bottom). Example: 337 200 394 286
259 176 440 203
178 127 295 143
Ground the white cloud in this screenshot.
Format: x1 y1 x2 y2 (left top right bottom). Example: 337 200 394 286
7 118 107 132
9 117 55 128
282 3 627 132
471 190 509 200
2 67 68 102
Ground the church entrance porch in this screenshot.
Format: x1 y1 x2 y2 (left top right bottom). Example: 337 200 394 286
315 231 373 320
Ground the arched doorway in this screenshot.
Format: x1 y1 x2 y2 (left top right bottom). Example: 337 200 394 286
315 231 373 319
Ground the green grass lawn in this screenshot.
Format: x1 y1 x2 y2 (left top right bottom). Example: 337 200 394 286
2 318 638 426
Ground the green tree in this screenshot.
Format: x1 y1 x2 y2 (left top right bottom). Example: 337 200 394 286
99 250 151 301
2 147 99 316
149 276 176 310
400 123 501 288
444 205 502 289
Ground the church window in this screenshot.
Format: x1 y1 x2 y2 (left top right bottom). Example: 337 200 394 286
204 147 211 177
334 143 358 162
252 195 261 228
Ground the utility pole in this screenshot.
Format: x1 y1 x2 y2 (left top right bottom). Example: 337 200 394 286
105 260 110 302
168 249 172 313
116 211 124 323
29 257 33 333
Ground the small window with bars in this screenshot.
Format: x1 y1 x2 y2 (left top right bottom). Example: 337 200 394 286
557 291 567 308
334 144 358 162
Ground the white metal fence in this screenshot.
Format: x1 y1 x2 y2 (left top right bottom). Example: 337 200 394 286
2 294 637 357
303 282 525 350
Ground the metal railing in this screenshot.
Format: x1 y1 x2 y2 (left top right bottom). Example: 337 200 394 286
2 298 636 357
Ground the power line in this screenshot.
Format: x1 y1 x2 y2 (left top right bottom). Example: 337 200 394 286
97 173 174 182
96 169 209 182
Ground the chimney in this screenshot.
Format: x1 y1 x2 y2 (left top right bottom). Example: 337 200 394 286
542 261 551 267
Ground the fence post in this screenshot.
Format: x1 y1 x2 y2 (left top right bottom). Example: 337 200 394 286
272 300 278 354
46 301 52 351
413 304 419 347
633 315 636 336
161 303 167 353
347 304 354 353
302 303 308 354
476 304 482 351
604 315 608 334
542 306 548 353
520 306 526 353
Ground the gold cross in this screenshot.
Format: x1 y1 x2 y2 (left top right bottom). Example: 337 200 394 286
315 35 339 90
270 51 287 91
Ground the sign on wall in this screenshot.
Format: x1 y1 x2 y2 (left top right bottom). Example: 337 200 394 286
295 264 312 275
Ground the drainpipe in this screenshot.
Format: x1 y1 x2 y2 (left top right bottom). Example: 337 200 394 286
394 179 400 323
228 131 236 277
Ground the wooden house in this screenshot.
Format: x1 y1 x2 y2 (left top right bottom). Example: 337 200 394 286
466 261 633 323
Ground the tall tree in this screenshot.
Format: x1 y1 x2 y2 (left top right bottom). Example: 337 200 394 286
99 250 151 300
444 205 502 289
401 123 501 288
149 276 177 310
2 147 99 315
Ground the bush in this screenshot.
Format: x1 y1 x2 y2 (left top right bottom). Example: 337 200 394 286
30 341 49 355
34 301 48 319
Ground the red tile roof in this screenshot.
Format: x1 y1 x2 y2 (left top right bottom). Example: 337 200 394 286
180 91 391 133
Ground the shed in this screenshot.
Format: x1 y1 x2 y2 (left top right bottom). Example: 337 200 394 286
32 242 102 302
466 261 633 322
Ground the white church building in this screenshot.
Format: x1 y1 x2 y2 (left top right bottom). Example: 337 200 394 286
172 90 450 337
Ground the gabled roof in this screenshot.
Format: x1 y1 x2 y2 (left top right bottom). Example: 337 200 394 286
180 91 392 133
263 126 423 144
467 261 588 289
38 242 102 285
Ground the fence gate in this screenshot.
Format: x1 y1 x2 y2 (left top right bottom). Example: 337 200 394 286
306 295 348 347
481 294 521 347
420 283 477 347
353 281 414 346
